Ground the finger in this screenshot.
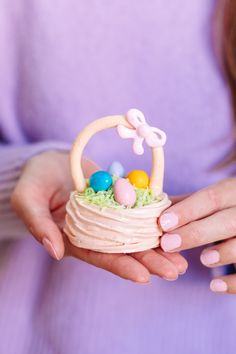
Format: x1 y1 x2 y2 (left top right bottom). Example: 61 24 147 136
155 249 188 274
11 184 64 260
200 238 236 267
170 194 190 205
159 179 236 232
161 207 236 252
51 203 67 228
64 236 150 283
210 275 236 294
132 249 179 281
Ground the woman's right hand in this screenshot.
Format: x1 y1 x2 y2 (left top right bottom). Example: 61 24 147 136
11 151 188 283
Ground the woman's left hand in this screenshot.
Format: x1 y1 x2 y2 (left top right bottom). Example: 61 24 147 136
159 178 236 294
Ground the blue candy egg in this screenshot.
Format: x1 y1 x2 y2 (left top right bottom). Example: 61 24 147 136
108 161 125 178
89 171 113 192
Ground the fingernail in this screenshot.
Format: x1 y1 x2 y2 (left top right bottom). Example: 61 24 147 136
160 213 179 231
178 267 187 275
200 250 220 266
163 274 178 281
42 237 60 260
210 279 227 293
161 234 182 252
135 279 151 285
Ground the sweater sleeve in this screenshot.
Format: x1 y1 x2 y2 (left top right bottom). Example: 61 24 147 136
0 141 70 242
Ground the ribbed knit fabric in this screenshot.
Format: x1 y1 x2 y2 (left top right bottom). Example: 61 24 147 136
1 1 236 354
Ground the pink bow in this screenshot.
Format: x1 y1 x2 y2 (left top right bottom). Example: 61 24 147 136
117 109 167 155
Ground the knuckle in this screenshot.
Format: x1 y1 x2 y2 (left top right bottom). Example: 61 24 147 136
224 217 236 235
205 187 222 211
188 223 202 243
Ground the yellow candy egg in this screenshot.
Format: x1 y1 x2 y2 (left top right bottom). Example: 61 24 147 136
127 170 149 189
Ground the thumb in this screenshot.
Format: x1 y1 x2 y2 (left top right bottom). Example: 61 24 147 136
11 184 65 260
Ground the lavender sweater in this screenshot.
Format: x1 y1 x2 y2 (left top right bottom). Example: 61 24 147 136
1 1 236 353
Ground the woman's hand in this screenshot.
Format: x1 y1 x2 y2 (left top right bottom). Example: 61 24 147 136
159 178 236 294
11 151 187 284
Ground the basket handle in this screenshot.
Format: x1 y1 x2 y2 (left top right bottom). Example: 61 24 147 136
70 115 165 197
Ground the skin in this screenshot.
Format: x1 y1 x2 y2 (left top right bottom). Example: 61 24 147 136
11 151 188 284
159 179 236 294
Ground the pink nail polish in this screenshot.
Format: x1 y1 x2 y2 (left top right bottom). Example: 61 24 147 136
160 213 179 231
163 278 178 282
210 279 227 293
200 250 220 266
42 237 60 260
161 234 182 252
163 274 178 281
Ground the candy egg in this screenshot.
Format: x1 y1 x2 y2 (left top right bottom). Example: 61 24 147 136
89 171 113 192
114 178 136 207
127 170 149 188
108 161 125 178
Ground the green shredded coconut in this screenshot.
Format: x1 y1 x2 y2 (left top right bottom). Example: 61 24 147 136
134 188 156 208
78 184 159 209
78 187 122 209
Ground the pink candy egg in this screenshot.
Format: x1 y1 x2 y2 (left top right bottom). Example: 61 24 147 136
114 178 136 207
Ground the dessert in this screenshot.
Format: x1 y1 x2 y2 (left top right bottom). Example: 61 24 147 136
64 109 171 253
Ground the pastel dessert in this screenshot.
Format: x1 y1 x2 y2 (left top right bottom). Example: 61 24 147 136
64 109 171 253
